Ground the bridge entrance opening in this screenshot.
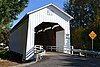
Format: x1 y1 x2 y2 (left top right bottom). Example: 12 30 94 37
35 22 64 51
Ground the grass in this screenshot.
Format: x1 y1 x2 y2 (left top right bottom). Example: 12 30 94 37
0 50 23 63
0 49 45 63
0 50 9 60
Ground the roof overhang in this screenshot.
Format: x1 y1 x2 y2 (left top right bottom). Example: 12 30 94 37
10 14 29 33
10 3 73 33
27 3 73 20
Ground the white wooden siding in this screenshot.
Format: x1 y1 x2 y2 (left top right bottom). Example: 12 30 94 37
56 30 65 52
10 4 72 60
9 19 28 55
27 6 71 54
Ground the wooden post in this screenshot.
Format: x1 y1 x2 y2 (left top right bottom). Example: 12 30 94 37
51 46 52 51
79 49 82 56
92 39 93 51
71 46 74 55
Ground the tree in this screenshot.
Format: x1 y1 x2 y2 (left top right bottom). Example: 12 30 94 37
64 0 100 51
70 26 86 49
64 0 100 27
0 0 29 45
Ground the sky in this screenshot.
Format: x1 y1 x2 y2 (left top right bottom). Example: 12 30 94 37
12 0 67 27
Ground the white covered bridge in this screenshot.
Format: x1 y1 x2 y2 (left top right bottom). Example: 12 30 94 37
9 4 73 60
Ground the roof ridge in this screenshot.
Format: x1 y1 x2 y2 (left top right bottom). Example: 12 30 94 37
27 3 73 19
27 3 53 14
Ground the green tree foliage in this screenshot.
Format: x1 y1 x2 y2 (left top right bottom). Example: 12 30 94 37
82 23 100 51
70 27 86 49
64 0 100 27
0 0 28 45
64 0 100 51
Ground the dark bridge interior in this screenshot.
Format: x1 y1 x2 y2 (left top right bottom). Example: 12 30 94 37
34 22 64 50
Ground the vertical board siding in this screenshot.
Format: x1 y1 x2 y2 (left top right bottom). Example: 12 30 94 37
56 30 65 52
10 4 72 60
27 6 71 54
26 8 47 54
10 19 28 55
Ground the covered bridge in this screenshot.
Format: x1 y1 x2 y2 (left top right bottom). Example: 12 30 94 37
9 4 73 60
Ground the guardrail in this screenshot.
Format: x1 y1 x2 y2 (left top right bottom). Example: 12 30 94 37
71 46 100 56
46 46 56 51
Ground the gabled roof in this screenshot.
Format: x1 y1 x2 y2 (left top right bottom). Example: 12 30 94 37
27 3 73 20
10 14 29 33
10 3 73 33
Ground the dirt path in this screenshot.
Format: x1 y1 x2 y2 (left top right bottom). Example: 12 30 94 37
0 59 18 67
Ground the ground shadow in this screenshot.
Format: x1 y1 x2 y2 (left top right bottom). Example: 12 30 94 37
59 54 100 67
0 50 23 63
